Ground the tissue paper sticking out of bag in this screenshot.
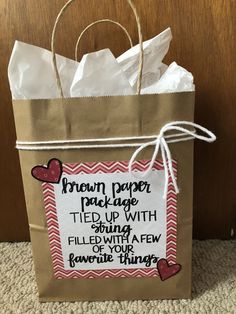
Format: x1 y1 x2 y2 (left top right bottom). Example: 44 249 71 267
8 41 79 99
117 27 172 90
141 62 195 94
8 27 195 100
68 29 194 97
70 49 134 97
71 27 173 96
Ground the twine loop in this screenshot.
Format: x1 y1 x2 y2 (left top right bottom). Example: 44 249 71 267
128 121 216 198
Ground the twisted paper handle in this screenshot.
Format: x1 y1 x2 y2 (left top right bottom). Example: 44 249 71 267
51 0 144 97
75 19 133 61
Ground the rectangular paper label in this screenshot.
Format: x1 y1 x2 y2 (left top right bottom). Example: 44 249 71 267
42 159 177 279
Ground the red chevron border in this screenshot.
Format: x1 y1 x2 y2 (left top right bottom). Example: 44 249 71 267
42 159 177 279
166 160 177 265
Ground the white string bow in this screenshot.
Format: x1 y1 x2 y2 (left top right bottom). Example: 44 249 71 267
128 121 216 199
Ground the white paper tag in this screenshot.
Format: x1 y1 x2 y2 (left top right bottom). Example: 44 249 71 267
42 159 177 279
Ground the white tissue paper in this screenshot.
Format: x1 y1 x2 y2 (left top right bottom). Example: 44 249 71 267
141 62 195 94
70 27 173 96
8 41 79 99
117 28 172 90
70 49 134 97
8 27 195 100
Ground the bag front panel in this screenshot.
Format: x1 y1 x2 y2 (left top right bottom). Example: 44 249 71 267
13 92 194 301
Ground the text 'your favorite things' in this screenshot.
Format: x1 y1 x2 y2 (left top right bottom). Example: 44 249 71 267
54 172 166 270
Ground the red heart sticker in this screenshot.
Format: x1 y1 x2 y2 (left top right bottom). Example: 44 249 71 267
157 258 181 281
31 158 62 184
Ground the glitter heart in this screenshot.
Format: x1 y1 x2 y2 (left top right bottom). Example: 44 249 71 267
31 158 62 184
157 258 181 281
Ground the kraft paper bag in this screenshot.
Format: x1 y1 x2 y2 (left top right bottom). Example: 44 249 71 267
10 0 215 302
13 93 195 302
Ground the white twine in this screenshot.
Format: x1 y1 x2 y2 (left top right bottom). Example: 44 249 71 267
16 121 216 198
128 121 216 198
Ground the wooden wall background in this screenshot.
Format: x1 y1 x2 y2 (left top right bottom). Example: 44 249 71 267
0 0 235 241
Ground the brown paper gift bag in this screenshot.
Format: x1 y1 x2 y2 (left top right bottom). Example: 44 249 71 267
11 0 216 302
